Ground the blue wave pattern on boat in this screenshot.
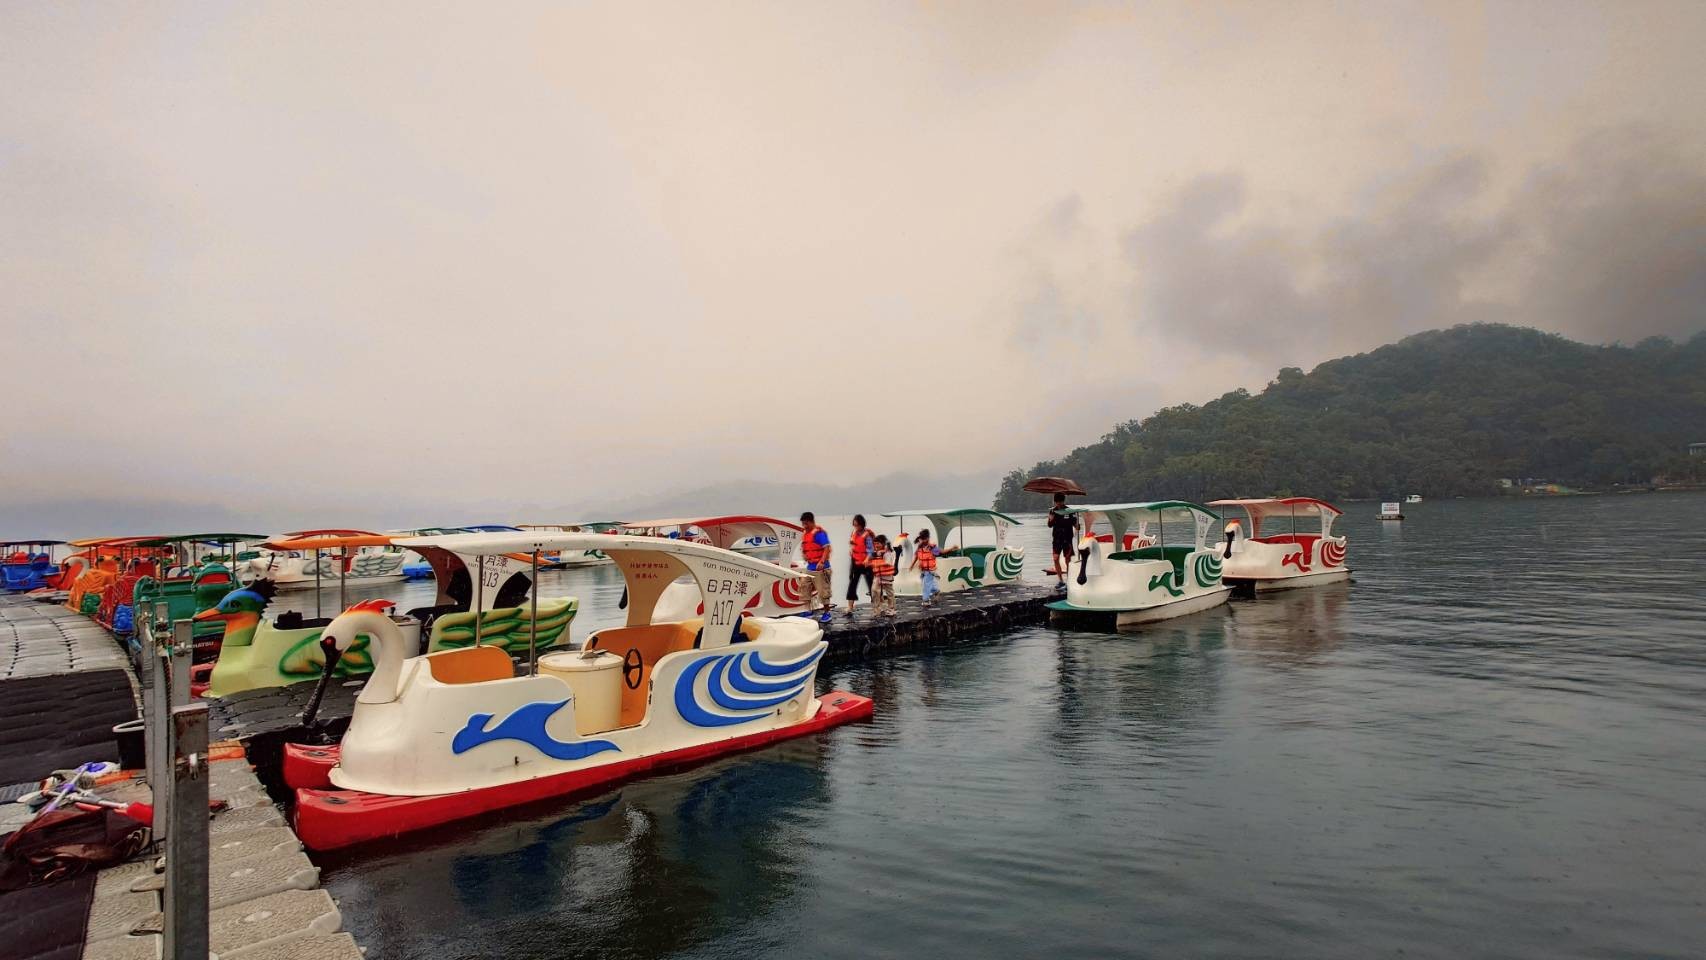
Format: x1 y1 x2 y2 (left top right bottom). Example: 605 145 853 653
451 700 621 761
674 647 823 728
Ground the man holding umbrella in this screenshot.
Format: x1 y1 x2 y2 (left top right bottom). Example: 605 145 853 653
1025 476 1086 590
1046 493 1080 589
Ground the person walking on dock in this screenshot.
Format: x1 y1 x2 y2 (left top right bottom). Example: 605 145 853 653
869 534 898 616
799 511 834 622
1046 492 1079 589
845 514 874 617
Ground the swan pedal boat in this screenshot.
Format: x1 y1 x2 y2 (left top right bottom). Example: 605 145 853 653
1046 501 1231 628
881 508 1024 595
283 531 872 851
196 532 578 697
623 516 807 620
1206 497 1350 593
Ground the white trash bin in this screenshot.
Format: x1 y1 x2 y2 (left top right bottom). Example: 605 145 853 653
537 650 624 735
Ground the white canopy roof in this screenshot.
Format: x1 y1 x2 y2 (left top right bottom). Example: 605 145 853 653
395 531 804 629
395 531 785 573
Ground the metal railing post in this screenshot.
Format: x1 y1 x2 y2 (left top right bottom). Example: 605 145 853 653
170 620 192 714
163 702 209 960
144 609 171 844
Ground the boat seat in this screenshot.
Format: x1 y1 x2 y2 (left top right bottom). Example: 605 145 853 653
1106 545 1191 581
425 644 515 685
275 612 333 630
1256 534 1320 566
585 619 705 727
961 546 997 578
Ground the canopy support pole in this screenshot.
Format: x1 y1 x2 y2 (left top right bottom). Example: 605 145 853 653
528 549 540 676
338 550 347 611
314 549 322 618
474 555 484 646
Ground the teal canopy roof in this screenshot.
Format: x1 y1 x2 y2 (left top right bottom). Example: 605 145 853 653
880 508 1021 525
1060 501 1221 547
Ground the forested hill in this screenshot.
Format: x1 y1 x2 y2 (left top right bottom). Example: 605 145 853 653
994 324 1706 508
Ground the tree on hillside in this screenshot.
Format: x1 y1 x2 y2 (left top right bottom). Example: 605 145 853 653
995 324 1706 509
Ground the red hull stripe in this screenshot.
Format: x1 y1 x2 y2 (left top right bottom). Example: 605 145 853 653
291 691 873 851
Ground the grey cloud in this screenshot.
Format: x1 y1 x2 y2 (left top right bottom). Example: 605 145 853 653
1007 193 1103 348
1511 129 1706 343
1121 156 1512 359
1016 129 1705 369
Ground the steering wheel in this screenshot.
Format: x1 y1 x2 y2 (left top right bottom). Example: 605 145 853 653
622 648 643 689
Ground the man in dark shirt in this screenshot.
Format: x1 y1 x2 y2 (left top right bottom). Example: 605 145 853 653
1047 493 1079 588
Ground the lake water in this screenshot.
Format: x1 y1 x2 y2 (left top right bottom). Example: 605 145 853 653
309 495 1706 959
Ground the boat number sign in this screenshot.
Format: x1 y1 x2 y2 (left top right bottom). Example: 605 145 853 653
696 558 761 639
479 555 517 590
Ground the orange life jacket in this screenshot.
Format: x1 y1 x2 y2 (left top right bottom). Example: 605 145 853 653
850 530 871 563
916 544 937 572
869 549 895 577
800 526 830 566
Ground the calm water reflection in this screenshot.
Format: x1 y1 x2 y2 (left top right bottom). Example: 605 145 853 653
319 494 1706 959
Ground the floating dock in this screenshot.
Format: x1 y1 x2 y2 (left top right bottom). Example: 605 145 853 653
0 596 364 960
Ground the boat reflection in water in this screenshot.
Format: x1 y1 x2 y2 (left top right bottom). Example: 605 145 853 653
1223 583 1351 663
1051 614 1232 751
324 737 831 959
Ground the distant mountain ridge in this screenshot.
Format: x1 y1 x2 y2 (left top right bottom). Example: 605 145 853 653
995 324 1706 508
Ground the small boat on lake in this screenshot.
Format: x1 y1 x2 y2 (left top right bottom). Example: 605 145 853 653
881 508 1024 595
1047 501 1231 628
1379 502 1405 521
1207 498 1350 592
283 531 872 851
1405 494 1423 504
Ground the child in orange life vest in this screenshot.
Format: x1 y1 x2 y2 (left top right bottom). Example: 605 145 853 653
908 529 958 605
868 534 898 617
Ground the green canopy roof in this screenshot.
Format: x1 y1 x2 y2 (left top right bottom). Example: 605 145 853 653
880 508 1021 525
880 508 1020 547
1061 501 1221 547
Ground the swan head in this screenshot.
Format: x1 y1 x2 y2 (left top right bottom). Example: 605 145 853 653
322 598 396 652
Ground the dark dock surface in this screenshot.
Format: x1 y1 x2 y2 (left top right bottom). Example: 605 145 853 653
210 583 1057 777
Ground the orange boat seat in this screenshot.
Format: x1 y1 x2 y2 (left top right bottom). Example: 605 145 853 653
425 644 516 685
585 619 705 727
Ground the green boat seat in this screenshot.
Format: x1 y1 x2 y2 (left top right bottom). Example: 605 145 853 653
960 545 997 578
1105 545 1192 581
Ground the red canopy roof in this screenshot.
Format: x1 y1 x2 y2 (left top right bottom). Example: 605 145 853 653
1207 497 1342 516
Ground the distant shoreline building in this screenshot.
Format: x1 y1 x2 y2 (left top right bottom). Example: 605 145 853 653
1690 442 1706 458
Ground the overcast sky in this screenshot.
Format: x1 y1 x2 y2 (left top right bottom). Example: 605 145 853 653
3 1 1703 533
